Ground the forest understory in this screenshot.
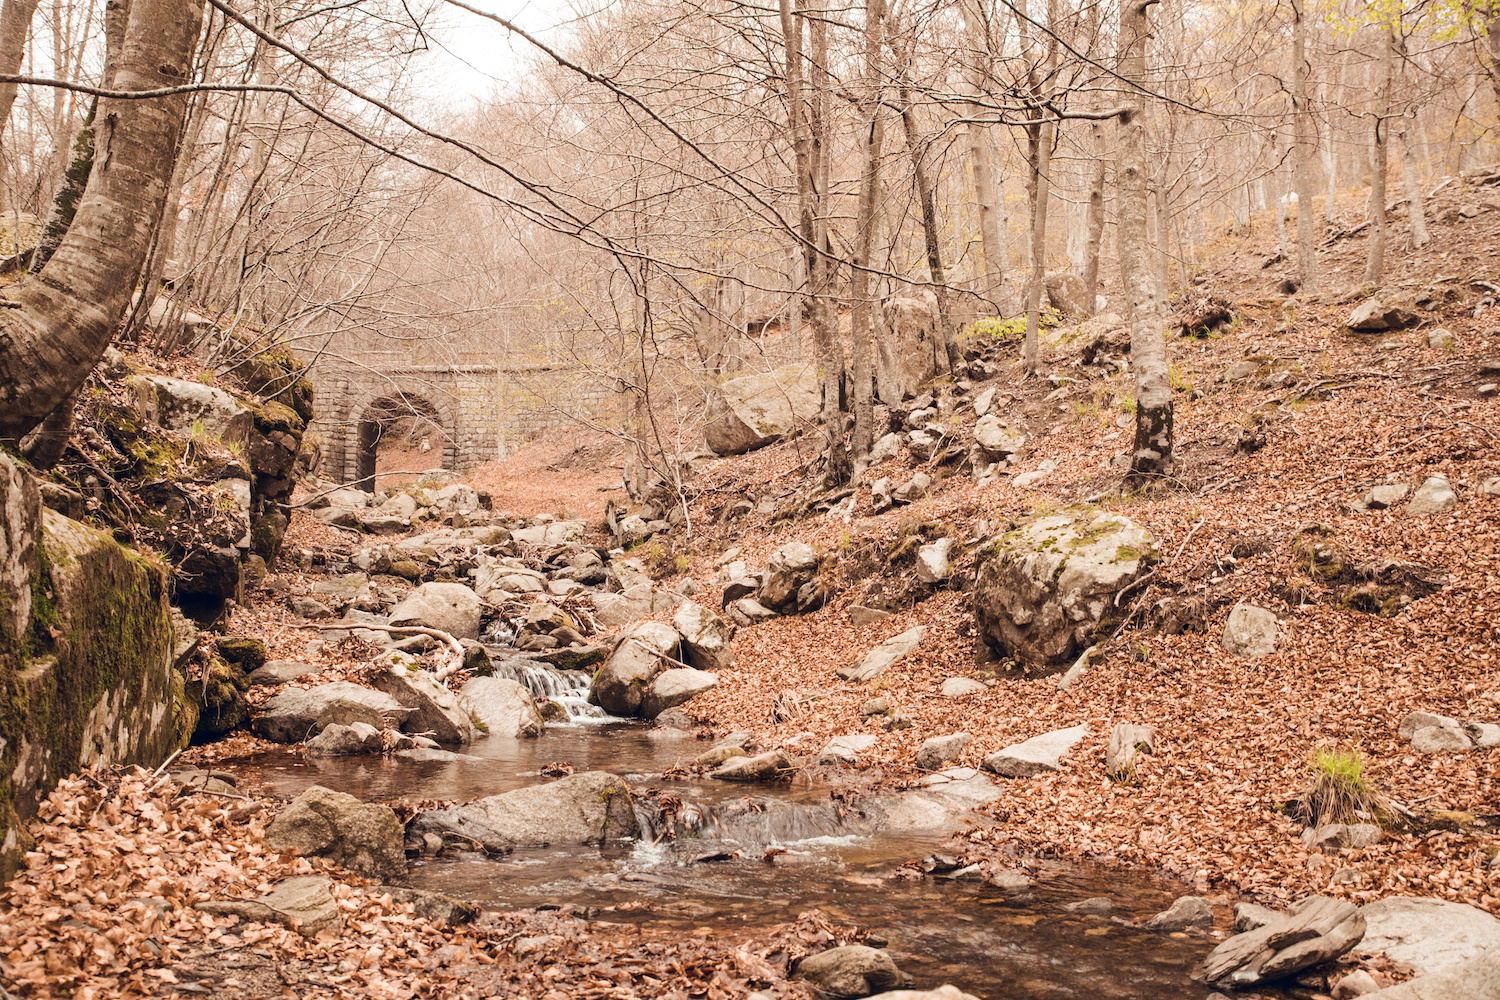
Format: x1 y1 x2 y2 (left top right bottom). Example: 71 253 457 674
3 188 1500 999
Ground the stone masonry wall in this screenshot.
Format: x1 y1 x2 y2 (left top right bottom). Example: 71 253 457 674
306 364 615 486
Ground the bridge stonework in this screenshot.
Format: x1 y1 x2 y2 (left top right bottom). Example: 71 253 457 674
306 363 613 488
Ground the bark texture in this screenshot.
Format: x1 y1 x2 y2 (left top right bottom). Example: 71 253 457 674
1290 0 1318 293
0 0 205 443
1362 27 1394 287
1118 0 1173 479
849 0 884 460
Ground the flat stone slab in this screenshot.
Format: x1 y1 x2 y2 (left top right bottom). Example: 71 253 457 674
196 876 342 937
816 734 878 765
983 724 1088 777
837 626 927 683
1354 897 1500 976
248 659 317 686
710 749 793 782
939 677 987 698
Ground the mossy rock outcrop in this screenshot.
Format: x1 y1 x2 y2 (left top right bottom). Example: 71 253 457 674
194 655 249 740
973 508 1158 673
2 455 192 883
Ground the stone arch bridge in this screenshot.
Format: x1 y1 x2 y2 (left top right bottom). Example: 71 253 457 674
307 362 613 489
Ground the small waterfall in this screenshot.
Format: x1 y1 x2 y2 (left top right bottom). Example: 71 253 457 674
488 655 610 722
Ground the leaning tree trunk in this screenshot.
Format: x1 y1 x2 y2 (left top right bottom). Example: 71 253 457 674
1118 0 1173 480
28 99 95 276
898 79 957 375
0 0 204 446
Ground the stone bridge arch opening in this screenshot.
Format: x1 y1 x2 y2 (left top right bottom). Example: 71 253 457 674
354 392 449 491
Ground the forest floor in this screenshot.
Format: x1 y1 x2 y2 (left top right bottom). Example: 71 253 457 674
4 188 1500 999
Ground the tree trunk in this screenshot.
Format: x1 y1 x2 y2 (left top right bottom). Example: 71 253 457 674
1021 0 1058 372
898 77 956 374
0 0 42 147
1398 117 1429 249
28 100 94 274
1118 0 1172 480
1153 152 1172 305
0 0 204 445
961 0 1005 314
1284 0 1320 290
849 0 884 461
1021 117 1051 372
1081 118 1107 313
808 0 848 487
782 0 846 485
1291 0 1318 293
1363 26 1393 287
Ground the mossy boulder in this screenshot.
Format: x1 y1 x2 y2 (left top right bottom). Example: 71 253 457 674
973 509 1158 672
194 654 250 739
216 634 267 672
1 469 190 884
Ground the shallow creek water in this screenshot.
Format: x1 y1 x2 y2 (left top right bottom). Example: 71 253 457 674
221 715 1218 999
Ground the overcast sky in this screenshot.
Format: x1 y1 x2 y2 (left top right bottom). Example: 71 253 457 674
418 0 580 102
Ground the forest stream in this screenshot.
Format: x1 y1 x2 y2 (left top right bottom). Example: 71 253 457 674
217 662 1214 999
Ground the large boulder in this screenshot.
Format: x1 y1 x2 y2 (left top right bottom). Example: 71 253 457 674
387 582 482 641
589 621 680 716
1045 272 1093 318
915 732 971 771
1345 298 1418 332
194 655 250 739
711 749 794 782
303 721 383 757
1351 946 1500 1000
797 945 904 998
247 659 317 687
760 541 821 612
2 491 192 884
641 667 719 719
462 676 544 737
127 374 251 451
264 786 408 883
704 364 822 455
877 298 942 405
974 510 1158 671
673 601 734 670
473 562 546 598
592 584 680 628
253 681 408 743
367 651 475 744
411 771 639 852
1354 897 1500 976
511 520 586 546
